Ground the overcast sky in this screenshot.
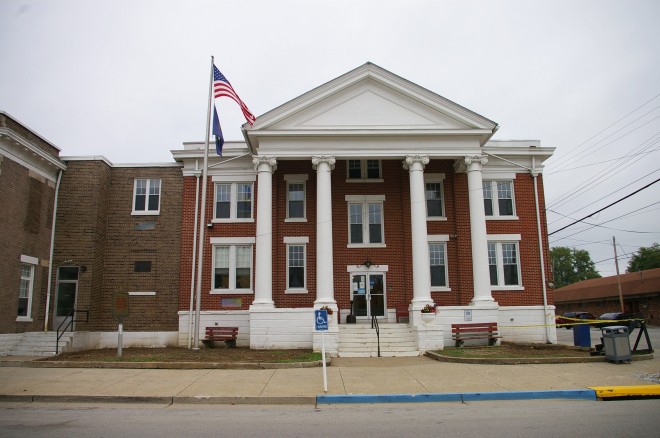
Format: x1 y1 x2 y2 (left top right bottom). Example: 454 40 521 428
1 0 658 276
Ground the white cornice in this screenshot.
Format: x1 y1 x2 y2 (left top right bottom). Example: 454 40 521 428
0 129 66 181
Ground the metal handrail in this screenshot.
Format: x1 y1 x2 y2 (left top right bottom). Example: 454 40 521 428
371 303 381 358
56 309 89 354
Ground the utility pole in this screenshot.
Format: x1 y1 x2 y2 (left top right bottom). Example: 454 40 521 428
613 236 624 312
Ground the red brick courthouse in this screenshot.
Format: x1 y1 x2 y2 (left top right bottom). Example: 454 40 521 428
1 64 556 355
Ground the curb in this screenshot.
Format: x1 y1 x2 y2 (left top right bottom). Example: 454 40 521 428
424 351 654 365
0 394 316 405
316 390 598 404
0 359 328 370
590 385 660 399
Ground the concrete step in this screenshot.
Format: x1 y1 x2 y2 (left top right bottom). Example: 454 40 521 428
2 332 73 357
338 324 419 357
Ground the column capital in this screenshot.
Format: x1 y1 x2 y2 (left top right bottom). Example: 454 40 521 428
403 155 430 171
312 156 336 170
454 154 488 173
252 155 277 172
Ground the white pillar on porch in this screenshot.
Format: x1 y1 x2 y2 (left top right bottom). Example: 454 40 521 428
312 156 336 306
251 155 277 308
404 155 433 309
464 155 495 305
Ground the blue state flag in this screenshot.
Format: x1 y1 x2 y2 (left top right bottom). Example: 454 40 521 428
212 106 224 156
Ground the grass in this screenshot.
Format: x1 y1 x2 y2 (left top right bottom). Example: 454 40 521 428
437 343 592 359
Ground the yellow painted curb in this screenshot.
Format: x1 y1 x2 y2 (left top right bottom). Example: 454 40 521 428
589 385 660 398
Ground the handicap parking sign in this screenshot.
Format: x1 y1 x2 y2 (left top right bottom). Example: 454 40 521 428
315 309 328 331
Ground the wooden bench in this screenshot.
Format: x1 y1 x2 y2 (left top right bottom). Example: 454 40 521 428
395 304 409 323
202 326 238 348
451 322 502 347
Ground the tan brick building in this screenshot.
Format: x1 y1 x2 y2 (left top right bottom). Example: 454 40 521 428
0 112 66 333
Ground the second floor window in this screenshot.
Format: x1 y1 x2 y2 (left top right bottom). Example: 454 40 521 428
214 182 253 220
133 179 161 215
348 202 384 245
483 181 515 217
287 182 305 219
347 159 382 181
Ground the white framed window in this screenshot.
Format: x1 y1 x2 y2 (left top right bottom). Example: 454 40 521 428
285 237 308 293
132 179 161 215
424 173 446 220
213 182 254 222
211 237 254 294
17 255 37 321
487 235 523 290
347 159 383 182
346 195 385 247
483 180 516 218
284 175 308 222
428 235 450 291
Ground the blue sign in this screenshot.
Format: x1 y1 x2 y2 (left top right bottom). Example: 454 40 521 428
315 309 328 331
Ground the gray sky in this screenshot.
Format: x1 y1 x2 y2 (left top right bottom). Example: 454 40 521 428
1 0 659 276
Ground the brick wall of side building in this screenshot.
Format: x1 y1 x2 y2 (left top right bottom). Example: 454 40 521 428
0 157 56 332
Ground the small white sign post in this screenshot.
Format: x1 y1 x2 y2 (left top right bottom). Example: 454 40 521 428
314 309 329 393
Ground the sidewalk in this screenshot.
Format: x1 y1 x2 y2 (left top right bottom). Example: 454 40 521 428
1 354 658 404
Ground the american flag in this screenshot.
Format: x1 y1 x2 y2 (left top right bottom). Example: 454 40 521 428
213 65 255 125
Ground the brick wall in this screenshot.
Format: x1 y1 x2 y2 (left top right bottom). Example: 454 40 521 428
54 161 182 332
178 158 553 312
0 157 55 332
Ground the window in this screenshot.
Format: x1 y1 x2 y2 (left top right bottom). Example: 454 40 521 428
483 181 515 217
287 245 306 291
133 179 161 215
213 244 253 293
134 261 152 273
347 160 382 181
429 243 447 288
18 263 35 319
488 240 522 288
214 182 253 221
347 196 385 246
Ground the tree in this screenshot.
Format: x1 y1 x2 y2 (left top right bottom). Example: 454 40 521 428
550 246 601 288
627 243 660 272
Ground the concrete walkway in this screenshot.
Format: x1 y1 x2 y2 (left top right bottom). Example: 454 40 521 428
0 326 657 404
0 354 658 404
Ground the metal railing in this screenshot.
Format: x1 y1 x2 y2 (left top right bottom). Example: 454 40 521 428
370 303 381 357
56 309 89 354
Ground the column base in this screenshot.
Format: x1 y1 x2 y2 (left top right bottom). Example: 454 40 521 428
470 296 499 307
410 298 434 311
249 300 275 310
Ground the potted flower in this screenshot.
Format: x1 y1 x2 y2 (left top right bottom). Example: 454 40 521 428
420 304 436 324
320 305 334 322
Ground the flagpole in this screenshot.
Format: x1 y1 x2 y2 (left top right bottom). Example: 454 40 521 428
193 55 214 350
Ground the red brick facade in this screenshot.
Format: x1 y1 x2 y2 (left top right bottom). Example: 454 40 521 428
178 158 553 313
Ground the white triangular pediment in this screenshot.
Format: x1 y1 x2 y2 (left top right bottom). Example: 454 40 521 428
246 63 498 155
270 79 472 130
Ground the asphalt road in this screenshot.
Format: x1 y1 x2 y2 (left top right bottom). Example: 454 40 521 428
1 400 659 438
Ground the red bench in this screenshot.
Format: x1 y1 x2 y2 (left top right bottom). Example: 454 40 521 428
396 304 409 323
452 322 502 347
202 326 238 348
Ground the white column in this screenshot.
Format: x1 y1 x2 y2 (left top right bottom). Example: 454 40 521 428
463 155 495 305
251 156 277 308
312 156 336 306
404 155 433 309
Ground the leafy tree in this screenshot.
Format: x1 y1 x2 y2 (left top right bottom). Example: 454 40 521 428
550 246 601 288
627 243 660 272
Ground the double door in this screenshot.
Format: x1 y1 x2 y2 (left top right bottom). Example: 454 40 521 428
351 273 385 319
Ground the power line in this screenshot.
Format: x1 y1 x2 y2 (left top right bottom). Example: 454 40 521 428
548 178 660 236
546 92 660 169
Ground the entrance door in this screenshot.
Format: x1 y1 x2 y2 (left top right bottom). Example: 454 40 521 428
53 267 79 329
351 273 385 319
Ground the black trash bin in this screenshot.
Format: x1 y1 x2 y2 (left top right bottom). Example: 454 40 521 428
573 323 591 348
